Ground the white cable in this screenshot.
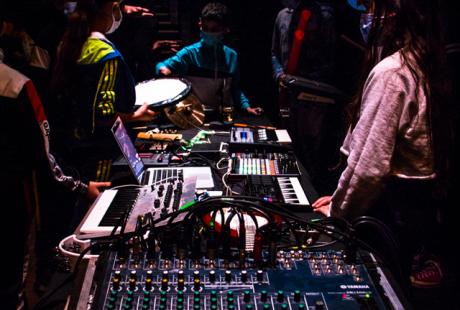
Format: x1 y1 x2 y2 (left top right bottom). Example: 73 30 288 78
216 157 230 170
222 171 240 195
110 184 144 190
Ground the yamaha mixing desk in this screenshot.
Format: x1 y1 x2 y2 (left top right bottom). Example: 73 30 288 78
72 248 405 310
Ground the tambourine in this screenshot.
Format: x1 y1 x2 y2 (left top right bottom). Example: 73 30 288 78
134 77 191 109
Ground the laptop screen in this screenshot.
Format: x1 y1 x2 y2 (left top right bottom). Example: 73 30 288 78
111 117 144 183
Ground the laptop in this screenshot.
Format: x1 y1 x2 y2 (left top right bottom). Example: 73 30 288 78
111 117 214 188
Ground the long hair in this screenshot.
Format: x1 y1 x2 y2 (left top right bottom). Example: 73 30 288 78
349 0 451 183
51 0 114 91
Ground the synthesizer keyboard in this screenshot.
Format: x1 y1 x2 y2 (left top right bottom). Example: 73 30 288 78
78 177 197 235
246 176 309 205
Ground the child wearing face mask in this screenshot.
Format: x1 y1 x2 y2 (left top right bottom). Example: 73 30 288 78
155 2 263 116
51 0 156 184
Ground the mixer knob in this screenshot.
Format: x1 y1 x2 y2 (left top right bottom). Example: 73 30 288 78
260 290 268 302
145 278 153 291
194 278 201 291
294 290 301 303
209 270 216 283
111 277 120 291
243 290 251 303
178 270 185 281
227 290 234 299
241 270 248 283
256 270 264 282
178 278 185 291
114 270 122 280
161 278 169 291
193 270 200 281
128 278 137 291
277 290 284 303
225 270 232 283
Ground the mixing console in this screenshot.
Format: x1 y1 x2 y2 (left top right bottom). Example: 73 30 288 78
84 250 394 310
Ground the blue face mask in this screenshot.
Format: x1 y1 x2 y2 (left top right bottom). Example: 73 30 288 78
200 31 224 46
359 13 373 43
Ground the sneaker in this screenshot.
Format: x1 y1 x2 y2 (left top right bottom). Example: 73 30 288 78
410 260 443 288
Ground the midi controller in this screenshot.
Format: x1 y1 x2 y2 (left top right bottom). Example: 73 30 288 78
229 153 300 177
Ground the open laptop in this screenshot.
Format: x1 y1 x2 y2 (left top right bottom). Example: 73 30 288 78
111 117 214 188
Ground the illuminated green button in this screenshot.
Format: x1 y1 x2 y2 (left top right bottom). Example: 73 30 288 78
211 297 218 304
263 304 270 310
228 305 235 310
194 297 201 304
246 305 253 310
298 304 306 310
281 303 288 310
227 297 234 305
177 297 184 304
211 290 217 297
211 305 217 310
194 305 200 310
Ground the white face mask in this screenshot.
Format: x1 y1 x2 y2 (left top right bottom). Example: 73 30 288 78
106 8 123 34
63 2 77 15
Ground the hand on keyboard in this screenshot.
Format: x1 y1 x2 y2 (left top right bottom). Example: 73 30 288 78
87 181 112 202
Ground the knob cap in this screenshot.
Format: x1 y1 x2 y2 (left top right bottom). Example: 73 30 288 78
241 270 248 283
277 290 284 303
